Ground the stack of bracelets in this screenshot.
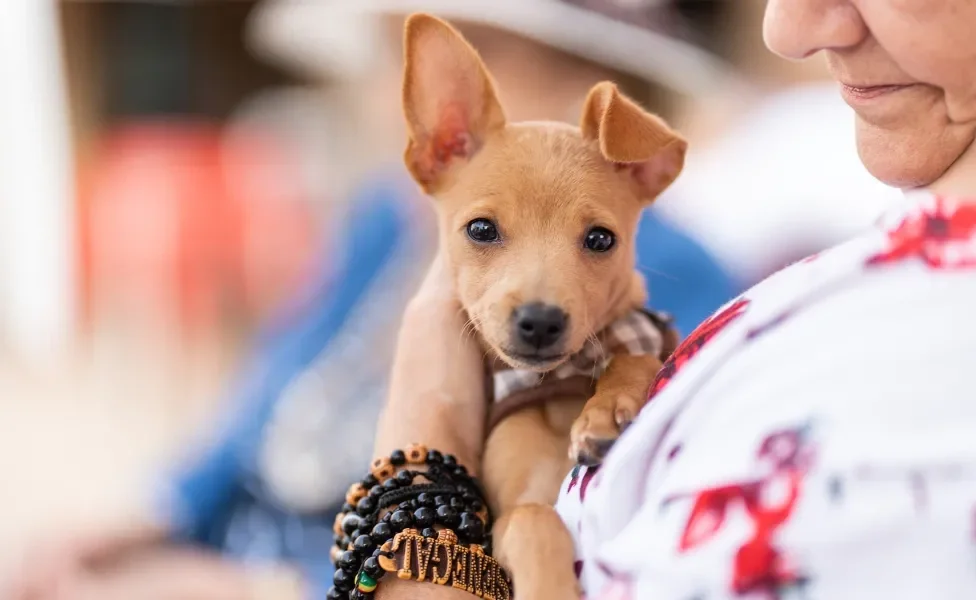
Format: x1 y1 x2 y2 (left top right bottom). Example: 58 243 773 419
328 444 512 600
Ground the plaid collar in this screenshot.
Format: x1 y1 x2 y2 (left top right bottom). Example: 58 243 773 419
492 309 666 404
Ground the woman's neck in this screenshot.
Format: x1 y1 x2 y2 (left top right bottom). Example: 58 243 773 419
929 141 976 200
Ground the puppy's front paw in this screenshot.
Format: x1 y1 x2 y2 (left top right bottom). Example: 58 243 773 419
569 392 641 466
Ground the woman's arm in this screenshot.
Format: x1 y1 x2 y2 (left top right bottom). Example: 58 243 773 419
371 254 487 600
373 253 487 474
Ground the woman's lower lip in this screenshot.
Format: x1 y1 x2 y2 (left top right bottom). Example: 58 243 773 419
840 83 912 102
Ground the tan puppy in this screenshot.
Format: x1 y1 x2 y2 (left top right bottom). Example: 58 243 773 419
400 14 686 600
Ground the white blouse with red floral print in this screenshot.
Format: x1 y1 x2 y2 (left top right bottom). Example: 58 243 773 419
555 191 976 600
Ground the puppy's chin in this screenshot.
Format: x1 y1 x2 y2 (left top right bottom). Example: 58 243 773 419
497 349 568 372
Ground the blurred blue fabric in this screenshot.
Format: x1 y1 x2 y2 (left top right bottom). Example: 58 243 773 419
635 209 742 337
158 171 742 596
162 177 423 593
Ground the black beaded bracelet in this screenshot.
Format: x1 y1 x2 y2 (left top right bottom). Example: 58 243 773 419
328 444 493 600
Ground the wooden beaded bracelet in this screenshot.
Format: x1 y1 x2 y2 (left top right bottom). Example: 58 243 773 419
328 444 500 600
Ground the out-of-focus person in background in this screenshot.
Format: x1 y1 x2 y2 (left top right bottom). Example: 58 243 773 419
250 0 750 335
9 1 751 598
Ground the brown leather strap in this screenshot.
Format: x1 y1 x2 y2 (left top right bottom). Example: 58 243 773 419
487 375 595 432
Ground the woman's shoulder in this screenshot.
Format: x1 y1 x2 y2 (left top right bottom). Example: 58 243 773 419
740 192 976 303
708 192 976 390
663 191 976 400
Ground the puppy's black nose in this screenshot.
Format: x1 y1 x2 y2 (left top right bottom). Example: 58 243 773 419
513 303 567 350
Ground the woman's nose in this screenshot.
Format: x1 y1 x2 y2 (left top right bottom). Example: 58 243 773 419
763 0 868 60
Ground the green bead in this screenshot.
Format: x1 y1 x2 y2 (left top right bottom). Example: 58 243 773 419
357 572 378 593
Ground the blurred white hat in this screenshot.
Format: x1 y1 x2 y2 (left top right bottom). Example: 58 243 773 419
246 0 749 98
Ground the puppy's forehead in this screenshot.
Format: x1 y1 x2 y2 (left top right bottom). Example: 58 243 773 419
452 122 628 210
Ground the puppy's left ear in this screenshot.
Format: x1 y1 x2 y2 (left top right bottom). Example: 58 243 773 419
402 14 506 193
581 82 687 202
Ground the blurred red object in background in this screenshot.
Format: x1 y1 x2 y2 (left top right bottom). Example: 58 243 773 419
77 120 320 337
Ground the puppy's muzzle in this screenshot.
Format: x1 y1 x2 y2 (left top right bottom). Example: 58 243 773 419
510 302 568 356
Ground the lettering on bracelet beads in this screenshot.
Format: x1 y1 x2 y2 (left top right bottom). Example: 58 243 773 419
492 560 512 600
375 529 511 600
432 531 456 585
416 535 435 581
378 542 397 572
471 552 485 598
482 553 495 599
452 545 469 592
469 546 484 596
393 528 418 579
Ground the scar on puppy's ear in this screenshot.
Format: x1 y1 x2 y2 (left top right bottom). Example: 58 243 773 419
401 13 506 193
580 81 687 202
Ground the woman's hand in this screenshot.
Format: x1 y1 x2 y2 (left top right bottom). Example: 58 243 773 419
374 252 487 474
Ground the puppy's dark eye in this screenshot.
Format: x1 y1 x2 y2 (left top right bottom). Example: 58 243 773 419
583 227 616 253
466 218 500 243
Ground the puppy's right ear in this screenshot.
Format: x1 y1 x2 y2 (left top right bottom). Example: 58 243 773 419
402 14 506 193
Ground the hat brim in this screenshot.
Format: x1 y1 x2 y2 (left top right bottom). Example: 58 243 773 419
247 0 749 98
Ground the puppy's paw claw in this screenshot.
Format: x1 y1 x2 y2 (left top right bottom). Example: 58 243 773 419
614 406 635 431
570 394 640 466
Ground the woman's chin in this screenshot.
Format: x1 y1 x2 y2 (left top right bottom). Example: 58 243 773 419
855 118 974 190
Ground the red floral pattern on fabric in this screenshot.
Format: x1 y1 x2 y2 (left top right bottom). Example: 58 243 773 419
665 424 814 598
579 468 598 501
648 298 750 398
567 465 601 501
868 196 976 269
